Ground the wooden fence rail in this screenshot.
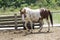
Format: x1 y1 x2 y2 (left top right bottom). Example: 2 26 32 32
0 11 60 30
0 14 23 29
0 14 40 30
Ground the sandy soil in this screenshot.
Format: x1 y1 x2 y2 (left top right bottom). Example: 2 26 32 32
0 27 60 40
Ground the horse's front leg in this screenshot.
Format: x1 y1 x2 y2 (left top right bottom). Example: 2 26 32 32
23 21 29 36
30 20 33 33
25 21 29 31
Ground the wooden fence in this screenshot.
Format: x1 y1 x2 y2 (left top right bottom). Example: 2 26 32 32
0 14 40 30
0 11 60 30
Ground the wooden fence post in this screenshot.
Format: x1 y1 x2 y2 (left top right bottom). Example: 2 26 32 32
14 14 18 30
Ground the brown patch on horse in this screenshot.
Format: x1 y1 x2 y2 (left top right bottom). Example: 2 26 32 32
40 9 53 26
40 9 49 18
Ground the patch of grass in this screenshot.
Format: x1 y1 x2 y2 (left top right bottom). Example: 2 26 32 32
0 8 20 15
53 13 60 24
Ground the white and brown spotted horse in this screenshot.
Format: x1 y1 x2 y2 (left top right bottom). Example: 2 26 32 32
20 7 53 33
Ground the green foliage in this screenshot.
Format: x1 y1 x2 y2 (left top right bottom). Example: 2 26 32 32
0 0 60 10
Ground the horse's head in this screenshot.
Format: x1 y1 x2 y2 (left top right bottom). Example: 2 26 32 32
20 8 26 22
20 8 26 14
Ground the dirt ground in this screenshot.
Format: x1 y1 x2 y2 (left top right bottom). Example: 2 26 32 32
0 27 60 40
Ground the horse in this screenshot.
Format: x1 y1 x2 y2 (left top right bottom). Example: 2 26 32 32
20 7 53 33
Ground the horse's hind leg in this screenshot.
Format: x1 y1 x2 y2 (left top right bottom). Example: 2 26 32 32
39 20 44 32
46 18 50 32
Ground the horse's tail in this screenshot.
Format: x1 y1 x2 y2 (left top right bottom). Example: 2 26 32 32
49 11 53 27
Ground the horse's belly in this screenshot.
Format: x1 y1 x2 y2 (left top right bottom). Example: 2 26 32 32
31 15 39 22
30 12 40 21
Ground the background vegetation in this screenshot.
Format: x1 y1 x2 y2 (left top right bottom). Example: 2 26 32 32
0 0 60 23
0 0 60 15
0 0 60 8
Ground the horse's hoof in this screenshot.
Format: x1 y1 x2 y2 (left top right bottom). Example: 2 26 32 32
23 34 27 36
29 31 33 34
23 33 28 36
38 30 41 32
27 30 30 32
31 32 33 33
47 31 49 32
38 31 40 32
